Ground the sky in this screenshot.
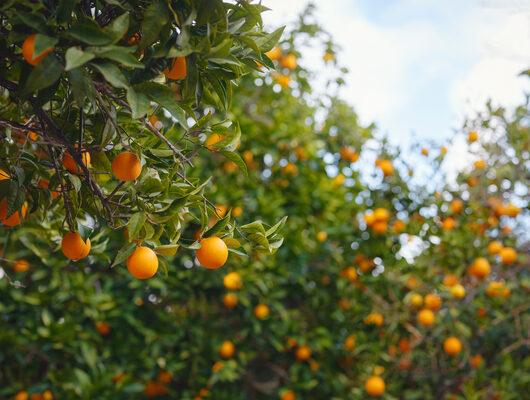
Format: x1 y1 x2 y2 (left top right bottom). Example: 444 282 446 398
262 0 530 147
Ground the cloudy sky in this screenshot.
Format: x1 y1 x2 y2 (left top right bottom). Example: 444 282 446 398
262 0 530 146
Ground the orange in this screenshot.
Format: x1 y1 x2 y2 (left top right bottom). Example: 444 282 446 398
344 334 356 351
163 57 187 80
279 53 297 70
409 293 423 307
340 147 359 163
223 292 238 308
373 208 390 221
364 212 376 226
417 308 435 327
377 159 394 177
219 340 235 358
421 147 429 156
215 204 228 218
474 159 486 169
223 271 242 290
295 345 311 361
96 321 110 336
42 391 53 400
205 133 225 150
468 257 490 279
399 338 411 353
371 220 388 234
13 259 29 272
274 73 290 88
441 217 456 231
470 354 484 369
486 281 507 297
503 203 520 217
62 148 91 174
61 231 91 261
232 206 243 217
450 284 466 299
340 267 357 282
392 219 406 233
0 200 28 227
196 236 228 269
15 391 29 400
127 246 158 279
365 375 385 397
443 274 459 287
157 370 172 384
22 34 54 65
487 241 503 255
254 303 270 320
450 199 463 214
364 312 384 327
144 380 167 398
282 162 298 176
468 131 478 142
316 230 328 242
424 293 442 311
499 247 517 265
443 337 462 356
280 390 296 400
112 151 142 181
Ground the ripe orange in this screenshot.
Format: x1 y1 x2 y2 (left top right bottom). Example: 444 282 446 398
223 271 242 290
392 219 406 233
232 206 243 217
0 200 28 227
371 220 388 234
443 274 459 287
499 247 517 265
341 267 358 282
340 147 359 163
409 293 423 307
443 337 462 356
279 53 297 70
164 57 187 80
417 308 435 327
468 257 490 279
265 47 282 61
280 390 296 400
316 230 328 242
219 340 235 358
13 259 30 272
157 370 172 384
373 208 390 222
399 338 411 353
112 151 142 181
223 292 238 309
364 312 384 327
144 380 167 398
42 390 53 400
96 321 110 336
62 149 91 174
421 147 429 156
274 73 291 88
127 246 158 279
344 334 356 351
468 131 478 142
441 217 456 231
365 375 385 397
450 199 463 213
205 133 225 150
470 354 484 369
474 159 486 169
364 212 376 226
254 303 270 320
61 231 91 261
22 34 54 65
424 293 442 311
450 284 466 299
487 241 503 256
295 345 311 361
377 159 394 177
15 391 29 400
196 236 228 269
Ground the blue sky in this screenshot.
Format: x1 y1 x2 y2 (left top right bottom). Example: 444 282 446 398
263 0 530 147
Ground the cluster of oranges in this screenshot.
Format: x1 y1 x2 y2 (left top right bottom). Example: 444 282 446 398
266 46 297 89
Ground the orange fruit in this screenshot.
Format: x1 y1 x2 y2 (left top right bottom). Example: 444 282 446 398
417 308 435 327
22 34 54 65
364 312 384 327
196 236 228 269
163 57 187 80
468 257 490 279
282 162 298 176
499 247 517 265
474 159 486 169
42 391 53 400
340 266 358 282
61 231 91 261
409 293 423 307
280 390 296 400
470 354 484 369
441 217 456 231
365 375 385 397
371 220 388 234
265 47 282 61
15 391 29 400
450 284 466 299
279 53 297 70
487 241 503 255
0 200 28 227
274 73 290 88
503 203 520 217
424 293 442 311
254 303 270 320
232 206 243 217
127 246 158 279
205 133 225 150
144 380 167 397
443 274 459 287
377 159 394 177
421 148 429 156
223 271 242 290
340 147 359 162
96 321 110 336
344 334 356 351
316 230 328 242
443 337 462 356
295 345 311 361
392 219 406 233
13 259 29 272
223 292 238 308
112 151 142 181
219 340 235 358
399 338 411 353
157 370 172 384
62 148 91 174
373 208 390 221
364 212 376 226
450 199 463 214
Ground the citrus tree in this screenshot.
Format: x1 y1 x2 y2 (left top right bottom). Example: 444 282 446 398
1 3 529 400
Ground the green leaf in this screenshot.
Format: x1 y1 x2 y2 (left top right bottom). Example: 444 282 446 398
88 45 144 68
220 151 248 176
256 26 285 52
56 0 77 24
111 242 136 268
126 87 150 119
139 0 169 49
134 82 187 127
127 212 146 240
103 12 130 43
23 56 63 95
92 62 129 89
67 20 113 46
34 34 58 57
65 47 95 71
68 69 93 107
154 244 179 256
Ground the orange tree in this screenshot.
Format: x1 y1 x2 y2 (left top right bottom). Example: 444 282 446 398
1 3 529 400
